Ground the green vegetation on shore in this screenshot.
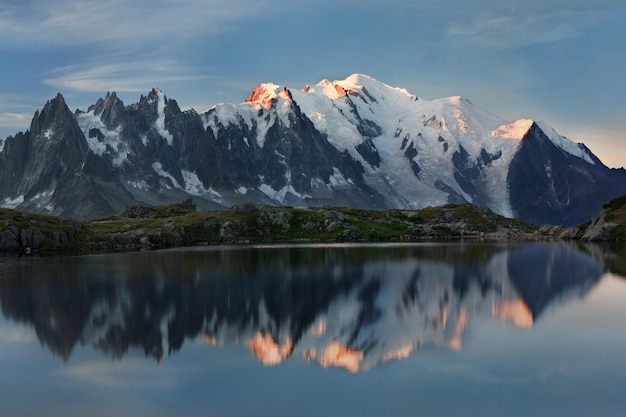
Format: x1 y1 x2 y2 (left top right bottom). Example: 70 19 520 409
549 195 626 241
0 199 539 254
3 195 626 255
603 195 626 239
0 208 88 252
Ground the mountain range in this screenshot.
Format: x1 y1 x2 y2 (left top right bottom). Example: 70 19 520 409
1 74 625 225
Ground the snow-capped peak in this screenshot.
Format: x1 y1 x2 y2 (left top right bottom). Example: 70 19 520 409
5 71 621 224
314 79 355 100
337 73 417 100
142 87 164 104
491 119 534 140
245 83 293 109
309 73 418 103
245 82 280 101
488 117 596 164
534 120 595 165
490 119 595 164
430 95 507 132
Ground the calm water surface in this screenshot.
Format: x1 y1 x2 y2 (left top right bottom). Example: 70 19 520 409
0 242 625 417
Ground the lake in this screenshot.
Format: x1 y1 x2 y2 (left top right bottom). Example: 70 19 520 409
0 242 625 417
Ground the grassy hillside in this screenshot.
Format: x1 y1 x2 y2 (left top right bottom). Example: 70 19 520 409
0 208 89 252
86 200 537 250
602 195 626 239
566 195 626 241
0 200 538 254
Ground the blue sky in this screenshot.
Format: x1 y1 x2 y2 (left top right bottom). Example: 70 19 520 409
1 0 625 167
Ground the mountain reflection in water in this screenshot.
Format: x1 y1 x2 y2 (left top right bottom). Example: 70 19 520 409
0 242 605 372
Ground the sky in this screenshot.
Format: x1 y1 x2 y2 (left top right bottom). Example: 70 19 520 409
1 0 625 167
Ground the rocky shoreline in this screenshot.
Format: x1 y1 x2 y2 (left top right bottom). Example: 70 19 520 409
1 197 625 256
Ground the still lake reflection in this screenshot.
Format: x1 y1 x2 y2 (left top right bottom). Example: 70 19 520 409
0 242 625 416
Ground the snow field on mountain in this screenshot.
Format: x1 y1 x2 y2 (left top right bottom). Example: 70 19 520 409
14 72 610 220
191 73 596 215
295 74 525 214
535 120 595 164
77 111 128 166
155 89 174 146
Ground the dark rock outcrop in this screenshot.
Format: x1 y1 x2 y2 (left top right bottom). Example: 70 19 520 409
507 123 626 226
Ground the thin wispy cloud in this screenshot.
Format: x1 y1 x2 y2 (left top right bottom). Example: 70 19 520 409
0 0 289 51
0 112 31 128
348 0 622 49
446 9 599 49
43 60 212 93
0 94 39 129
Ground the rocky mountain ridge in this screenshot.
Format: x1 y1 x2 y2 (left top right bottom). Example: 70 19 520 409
2 74 625 225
